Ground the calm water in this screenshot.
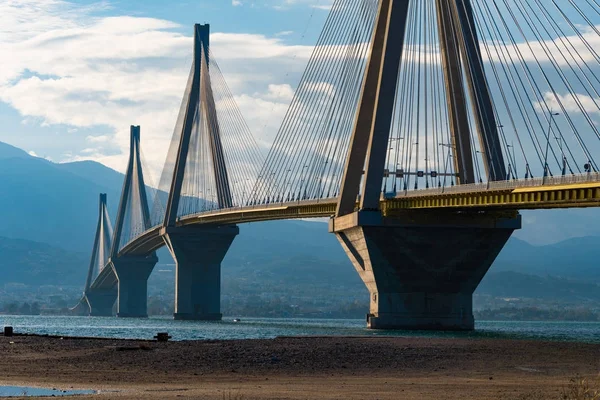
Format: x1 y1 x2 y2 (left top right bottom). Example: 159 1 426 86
0 386 95 397
0 315 598 343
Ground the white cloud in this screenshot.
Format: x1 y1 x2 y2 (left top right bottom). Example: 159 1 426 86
264 84 295 101
0 0 315 179
534 92 600 115
276 30 294 37
275 0 333 11
86 135 111 143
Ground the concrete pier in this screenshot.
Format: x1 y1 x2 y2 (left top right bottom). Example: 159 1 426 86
84 289 117 317
163 225 239 320
111 254 158 318
330 211 521 330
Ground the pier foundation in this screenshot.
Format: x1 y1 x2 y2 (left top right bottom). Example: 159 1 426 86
112 254 158 318
84 289 117 317
330 211 520 330
163 225 238 320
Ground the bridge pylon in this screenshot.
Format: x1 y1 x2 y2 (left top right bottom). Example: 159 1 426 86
109 126 158 318
161 24 238 321
332 0 519 330
82 193 117 317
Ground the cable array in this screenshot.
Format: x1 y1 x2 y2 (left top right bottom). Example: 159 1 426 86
150 42 264 224
118 138 158 252
249 0 379 204
385 0 600 192
248 0 600 203
141 0 600 225
85 198 113 291
470 0 600 179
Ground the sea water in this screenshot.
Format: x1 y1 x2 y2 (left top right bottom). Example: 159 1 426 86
0 315 598 343
0 386 95 397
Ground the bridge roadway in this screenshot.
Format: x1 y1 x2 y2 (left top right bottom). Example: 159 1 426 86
85 172 600 321
112 172 600 258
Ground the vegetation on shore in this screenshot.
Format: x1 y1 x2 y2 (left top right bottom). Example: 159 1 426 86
520 375 600 399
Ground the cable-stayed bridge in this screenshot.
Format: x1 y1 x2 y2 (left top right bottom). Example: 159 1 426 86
77 0 600 330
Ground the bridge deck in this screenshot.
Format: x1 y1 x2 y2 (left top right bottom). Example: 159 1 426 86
117 173 600 258
387 174 600 211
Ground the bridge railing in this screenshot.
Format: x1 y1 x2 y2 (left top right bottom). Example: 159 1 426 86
391 172 600 198
119 172 600 253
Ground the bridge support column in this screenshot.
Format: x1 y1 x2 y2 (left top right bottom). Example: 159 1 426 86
112 255 158 318
163 225 239 321
330 211 521 330
84 289 117 317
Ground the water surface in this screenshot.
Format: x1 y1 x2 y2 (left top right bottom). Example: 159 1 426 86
0 315 598 343
0 386 95 397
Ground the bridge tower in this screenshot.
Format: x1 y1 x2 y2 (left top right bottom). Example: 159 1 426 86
161 24 238 321
108 126 158 318
331 0 520 330
83 193 117 316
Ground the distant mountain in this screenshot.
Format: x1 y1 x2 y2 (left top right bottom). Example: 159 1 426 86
232 220 344 263
478 270 600 302
226 220 359 287
0 236 87 286
0 141 31 160
493 236 600 283
55 160 125 192
0 138 600 300
0 142 121 252
516 208 600 246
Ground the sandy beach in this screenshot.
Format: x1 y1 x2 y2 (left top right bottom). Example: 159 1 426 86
0 334 599 399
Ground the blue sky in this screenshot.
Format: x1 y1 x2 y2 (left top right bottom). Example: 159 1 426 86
2 0 600 185
0 0 332 178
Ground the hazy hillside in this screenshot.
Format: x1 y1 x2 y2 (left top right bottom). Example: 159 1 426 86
56 160 125 192
478 270 600 302
0 139 600 309
0 141 30 160
0 236 87 286
516 208 600 245
0 143 121 252
493 237 600 282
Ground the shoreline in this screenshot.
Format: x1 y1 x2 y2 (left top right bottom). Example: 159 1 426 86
1 334 599 399
1 315 599 346
2 330 600 343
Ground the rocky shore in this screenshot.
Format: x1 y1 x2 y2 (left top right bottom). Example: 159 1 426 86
0 334 598 399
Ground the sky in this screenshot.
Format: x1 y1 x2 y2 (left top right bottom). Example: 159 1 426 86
2 0 600 187
0 0 333 181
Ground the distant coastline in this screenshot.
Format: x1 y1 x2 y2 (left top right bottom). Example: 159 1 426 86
475 307 600 322
1 305 600 322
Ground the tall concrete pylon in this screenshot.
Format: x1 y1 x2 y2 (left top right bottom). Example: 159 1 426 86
163 24 232 227
331 0 519 330
161 24 238 321
109 126 158 318
83 193 117 317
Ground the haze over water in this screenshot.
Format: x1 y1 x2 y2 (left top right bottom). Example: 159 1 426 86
1 316 598 343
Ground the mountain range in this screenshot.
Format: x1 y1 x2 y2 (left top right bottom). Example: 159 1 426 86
0 140 599 306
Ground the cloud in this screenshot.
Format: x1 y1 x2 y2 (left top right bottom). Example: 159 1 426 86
0 0 315 179
534 92 600 115
276 30 294 37
86 135 111 143
264 84 295 101
274 0 333 11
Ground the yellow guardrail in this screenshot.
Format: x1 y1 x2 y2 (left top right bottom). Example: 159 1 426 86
119 173 600 256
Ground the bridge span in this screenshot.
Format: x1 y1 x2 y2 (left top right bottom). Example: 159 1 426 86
78 0 600 330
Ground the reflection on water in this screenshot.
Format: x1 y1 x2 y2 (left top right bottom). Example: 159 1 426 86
0 315 598 343
0 386 95 397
